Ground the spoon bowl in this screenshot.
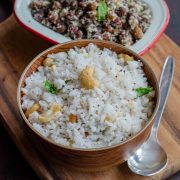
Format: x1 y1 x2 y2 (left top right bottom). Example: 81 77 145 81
128 136 168 176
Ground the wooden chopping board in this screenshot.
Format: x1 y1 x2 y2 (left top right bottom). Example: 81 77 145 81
0 15 179 180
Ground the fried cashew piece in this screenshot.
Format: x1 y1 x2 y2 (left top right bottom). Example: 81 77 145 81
25 103 40 117
104 115 112 122
69 114 78 123
38 103 61 123
43 57 54 67
118 53 134 63
79 66 99 89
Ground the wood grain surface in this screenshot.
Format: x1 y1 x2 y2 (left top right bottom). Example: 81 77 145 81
0 15 180 180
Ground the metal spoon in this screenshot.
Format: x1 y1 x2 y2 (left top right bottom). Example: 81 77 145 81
127 56 175 176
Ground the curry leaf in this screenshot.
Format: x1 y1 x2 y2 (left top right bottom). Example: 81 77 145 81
44 80 58 94
97 0 108 22
135 87 153 97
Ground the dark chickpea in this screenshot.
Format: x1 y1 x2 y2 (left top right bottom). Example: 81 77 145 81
116 7 127 17
56 24 67 34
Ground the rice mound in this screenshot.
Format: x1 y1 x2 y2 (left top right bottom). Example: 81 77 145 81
21 43 155 148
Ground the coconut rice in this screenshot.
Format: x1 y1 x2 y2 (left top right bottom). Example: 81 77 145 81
21 43 155 148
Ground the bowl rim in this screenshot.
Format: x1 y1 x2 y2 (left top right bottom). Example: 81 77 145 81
17 39 160 151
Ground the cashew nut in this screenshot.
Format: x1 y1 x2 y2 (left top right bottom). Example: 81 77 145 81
104 115 112 122
79 66 99 89
38 103 61 123
118 53 134 63
25 103 40 117
43 57 54 67
51 64 56 70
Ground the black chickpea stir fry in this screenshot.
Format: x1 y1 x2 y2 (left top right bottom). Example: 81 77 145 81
30 0 152 46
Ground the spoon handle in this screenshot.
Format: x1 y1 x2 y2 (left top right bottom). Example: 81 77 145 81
151 56 175 137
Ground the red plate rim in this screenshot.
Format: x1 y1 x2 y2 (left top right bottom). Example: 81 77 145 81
13 0 170 56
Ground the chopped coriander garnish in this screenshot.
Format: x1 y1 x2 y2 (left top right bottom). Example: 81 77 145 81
44 80 58 94
97 0 108 22
135 87 153 97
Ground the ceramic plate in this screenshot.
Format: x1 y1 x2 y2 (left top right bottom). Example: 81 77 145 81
14 0 170 55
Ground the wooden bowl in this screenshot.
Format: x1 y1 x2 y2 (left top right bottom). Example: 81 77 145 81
17 40 160 172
